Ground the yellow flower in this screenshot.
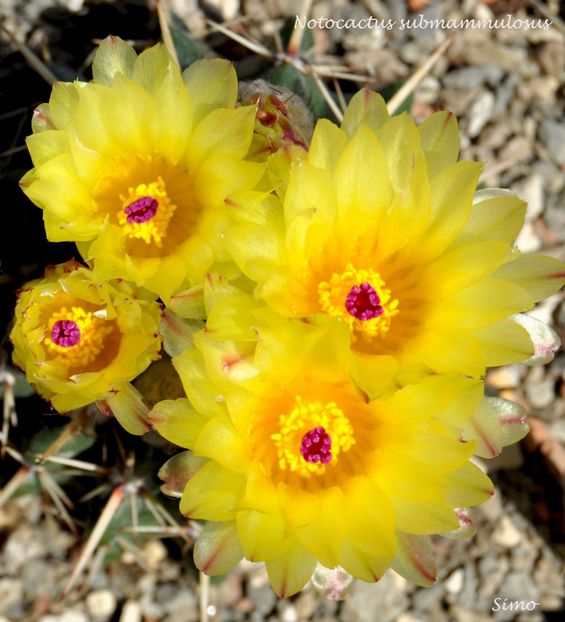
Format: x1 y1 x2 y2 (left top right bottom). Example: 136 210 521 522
224 90 565 386
20 36 264 301
10 261 162 434
150 316 528 596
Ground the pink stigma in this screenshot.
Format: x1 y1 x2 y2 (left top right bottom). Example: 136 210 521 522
345 282 384 321
51 320 81 347
124 196 158 223
300 426 332 464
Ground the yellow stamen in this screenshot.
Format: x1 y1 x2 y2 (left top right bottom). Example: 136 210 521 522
118 177 177 247
318 263 399 340
44 306 113 368
271 396 355 478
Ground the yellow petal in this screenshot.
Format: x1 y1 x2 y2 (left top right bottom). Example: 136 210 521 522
195 154 264 210
168 284 206 320
194 417 248 472
459 189 526 245
335 125 392 230
391 533 436 587
191 106 256 161
182 59 237 123
420 161 483 260
266 542 317 597
339 538 392 583
194 521 244 575
159 308 202 358
392 497 459 534
343 477 396 559
375 114 431 251
149 398 208 448
26 130 68 167
418 110 459 178
148 66 193 164
132 43 173 93
48 82 81 129
424 240 511 297
285 159 335 224
180 461 245 520
407 329 485 376
308 118 348 170
428 278 533 331
236 510 289 561
350 352 398 399
474 318 534 366
444 462 494 507
104 382 151 435
172 348 226 418
158 450 206 498
296 488 345 568
341 88 389 137
494 253 565 302
237 462 280 514
92 35 136 85
224 223 283 282
462 397 529 459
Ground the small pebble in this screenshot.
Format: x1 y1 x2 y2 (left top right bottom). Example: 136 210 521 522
119 601 142 622
493 517 523 548
86 590 117 620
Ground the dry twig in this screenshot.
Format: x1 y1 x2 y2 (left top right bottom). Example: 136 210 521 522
387 37 453 115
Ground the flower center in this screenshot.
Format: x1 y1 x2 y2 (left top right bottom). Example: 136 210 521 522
345 282 384 320
44 306 114 368
271 396 355 478
124 196 158 223
119 177 177 247
318 263 399 341
300 426 332 464
51 320 81 347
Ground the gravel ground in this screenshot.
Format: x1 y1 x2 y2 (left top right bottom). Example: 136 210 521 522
0 0 564 620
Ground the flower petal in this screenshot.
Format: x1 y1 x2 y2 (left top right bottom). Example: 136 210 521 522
495 253 565 302
150 398 208 448
420 161 483 260
92 35 136 85
180 461 245 520
341 88 389 137
194 521 244 575
511 313 561 365
183 59 237 126
194 417 248 472
474 318 534 366
266 542 317 598
338 538 391 583
308 118 348 170
391 533 436 587
159 309 202 358
444 462 494 507
418 110 459 178
463 397 529 459
460 189 526 245
236 510 289 562
104 382 151 435
158 450 207 498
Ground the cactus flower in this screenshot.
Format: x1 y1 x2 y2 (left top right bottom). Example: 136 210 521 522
151 317 528 596
10 261 161 433
20 36 264 301
224 90 565 388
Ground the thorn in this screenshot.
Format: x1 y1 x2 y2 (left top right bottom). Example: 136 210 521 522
156 0 180 68
387 37 453 115
63 485 125 597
